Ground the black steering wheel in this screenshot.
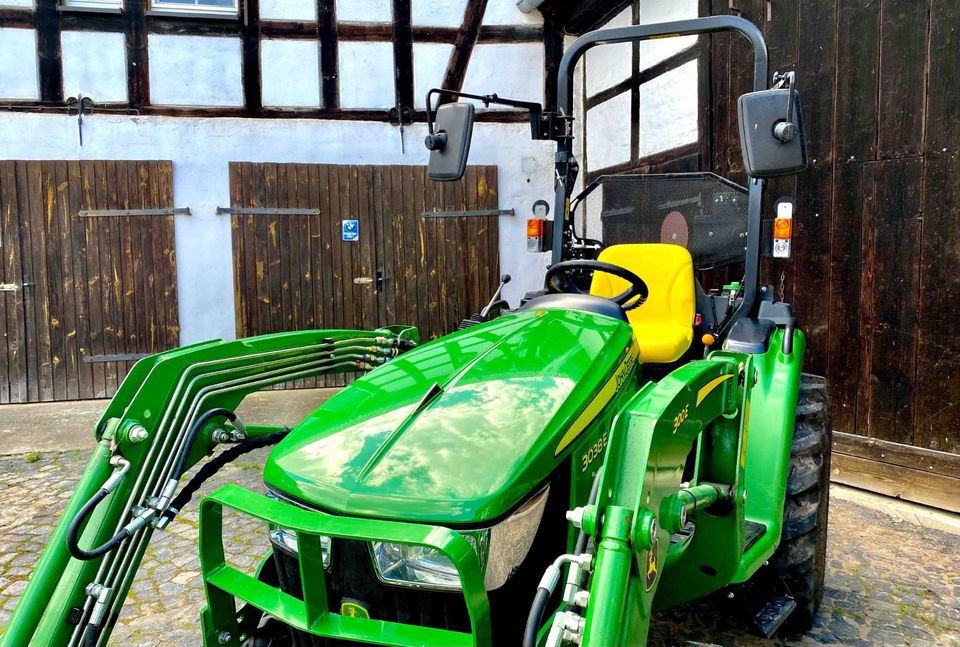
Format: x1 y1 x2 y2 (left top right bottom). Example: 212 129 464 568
544 260 649 310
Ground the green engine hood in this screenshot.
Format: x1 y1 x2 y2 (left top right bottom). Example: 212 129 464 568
264 307 635 524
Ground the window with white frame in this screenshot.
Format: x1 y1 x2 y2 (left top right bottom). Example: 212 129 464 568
151 0 238 15
62 0 123 9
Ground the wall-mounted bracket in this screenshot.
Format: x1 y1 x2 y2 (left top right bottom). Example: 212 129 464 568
421 209 515 218
78 208 191 217
216 207 321 216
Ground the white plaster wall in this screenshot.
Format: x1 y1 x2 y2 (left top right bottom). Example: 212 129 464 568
61 31 128 103
413 43 453 109
149 35 243 107
336 0 391 23
411 0 465 27
462 43 544 106
584 7 631 97
0 28 39 100
586 92 631 170
338 41 395 109
638 60 697 157
260 0 315 21
0 113 554 343
638 0 698 69
483 0 542 25
261 39 321 107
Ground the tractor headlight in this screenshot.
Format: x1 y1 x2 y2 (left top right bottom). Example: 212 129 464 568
268 527 332 569
264 491 331 569
370 486 549 591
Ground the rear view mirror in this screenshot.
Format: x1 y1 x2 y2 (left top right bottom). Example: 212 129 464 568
738 85 807 178
426 102 475 182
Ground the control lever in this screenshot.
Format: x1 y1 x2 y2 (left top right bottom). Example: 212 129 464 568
481 274 512 318
772 71 798 143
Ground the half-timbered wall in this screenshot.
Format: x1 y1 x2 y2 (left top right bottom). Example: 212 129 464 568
0 0 561 349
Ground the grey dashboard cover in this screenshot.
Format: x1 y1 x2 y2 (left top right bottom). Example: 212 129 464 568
428 102 475 182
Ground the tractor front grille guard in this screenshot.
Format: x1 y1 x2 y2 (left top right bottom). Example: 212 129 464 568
198 485 492 647
592 173 750 271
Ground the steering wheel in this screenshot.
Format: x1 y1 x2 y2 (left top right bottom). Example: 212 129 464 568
544 260 649 310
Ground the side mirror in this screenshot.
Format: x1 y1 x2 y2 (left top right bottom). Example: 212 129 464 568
738 82 807 178
426 102 475 182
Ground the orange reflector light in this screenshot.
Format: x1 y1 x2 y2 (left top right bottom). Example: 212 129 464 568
702 333 716 346
773 217 793 239
527 218 544 238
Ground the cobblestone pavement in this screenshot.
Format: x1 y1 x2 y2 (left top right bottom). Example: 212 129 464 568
1 450 958 646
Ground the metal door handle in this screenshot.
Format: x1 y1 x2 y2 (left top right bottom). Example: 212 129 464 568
376 270 387 292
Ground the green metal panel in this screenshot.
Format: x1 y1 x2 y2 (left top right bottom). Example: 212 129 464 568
265 309 636 524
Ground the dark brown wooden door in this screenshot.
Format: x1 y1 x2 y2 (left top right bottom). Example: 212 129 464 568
229 163 501 384
0 160 180 403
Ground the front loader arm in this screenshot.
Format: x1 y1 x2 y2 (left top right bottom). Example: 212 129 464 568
576 356 746 646
2 326 417 647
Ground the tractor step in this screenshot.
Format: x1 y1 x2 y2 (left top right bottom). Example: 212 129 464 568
743 520 767 553
752 594 797 638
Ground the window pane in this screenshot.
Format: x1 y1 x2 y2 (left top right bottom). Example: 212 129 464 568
152 0 237 11
64 0 123 8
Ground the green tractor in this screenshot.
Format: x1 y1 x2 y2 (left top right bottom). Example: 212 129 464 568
2 15 831 647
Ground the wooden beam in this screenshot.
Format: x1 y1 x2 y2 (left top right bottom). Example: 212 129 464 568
392 0 413 109
0 7 35 29
241 0 262 115
317 0 338 109
542 13 563 111
440 0 489 94
831 432 960 514
832 431 959 479
125 0 149 106
539 0 632 36
36 0 63 102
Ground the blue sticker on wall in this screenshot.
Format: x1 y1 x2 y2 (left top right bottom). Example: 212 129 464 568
342 219 359 242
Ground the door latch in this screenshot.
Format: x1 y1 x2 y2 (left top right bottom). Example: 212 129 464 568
0 283 18 292
353 277 374 286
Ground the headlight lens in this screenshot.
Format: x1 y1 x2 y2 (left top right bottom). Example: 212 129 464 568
268 526 332 569
371 486 549 591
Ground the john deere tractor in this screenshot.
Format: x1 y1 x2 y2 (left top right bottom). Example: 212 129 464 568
2 15 831 647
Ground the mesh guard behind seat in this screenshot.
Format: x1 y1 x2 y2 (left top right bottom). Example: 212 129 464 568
589 244 695 363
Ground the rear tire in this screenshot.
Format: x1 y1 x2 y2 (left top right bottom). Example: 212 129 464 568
774 373 832 631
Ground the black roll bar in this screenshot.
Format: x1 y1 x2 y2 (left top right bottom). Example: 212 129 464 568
550 16 770 330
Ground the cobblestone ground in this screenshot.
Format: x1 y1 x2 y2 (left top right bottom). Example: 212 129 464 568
1 450 958 646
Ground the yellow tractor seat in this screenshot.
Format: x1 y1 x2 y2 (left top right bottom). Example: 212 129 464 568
589 244 695 363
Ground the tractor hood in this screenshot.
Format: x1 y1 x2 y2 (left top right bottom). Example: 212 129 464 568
263 308 634 524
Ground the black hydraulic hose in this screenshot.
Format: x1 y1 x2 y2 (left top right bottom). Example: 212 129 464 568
159 429 290 525
171 408 237 481
66 488 131 561
523 587 552 647
524 469 603 646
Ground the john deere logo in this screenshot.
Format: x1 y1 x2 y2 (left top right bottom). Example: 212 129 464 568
644 535 660 592
340 598 371 620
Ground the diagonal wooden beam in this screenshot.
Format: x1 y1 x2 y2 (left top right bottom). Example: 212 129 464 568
441 0 490 94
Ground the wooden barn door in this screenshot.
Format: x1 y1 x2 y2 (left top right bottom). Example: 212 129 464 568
0 160 180 403
229 163 500 385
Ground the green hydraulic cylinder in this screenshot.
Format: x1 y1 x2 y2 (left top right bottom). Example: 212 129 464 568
582 505 635 647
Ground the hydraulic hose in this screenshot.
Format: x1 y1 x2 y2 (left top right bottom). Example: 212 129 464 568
523 588 552 647
158 429 290 526
65 458 132 561
170 407 238 481
525 470 602 647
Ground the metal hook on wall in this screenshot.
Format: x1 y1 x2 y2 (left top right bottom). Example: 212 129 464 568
66 94 96 146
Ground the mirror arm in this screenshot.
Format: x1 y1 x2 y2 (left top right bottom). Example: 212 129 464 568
425 88 565 141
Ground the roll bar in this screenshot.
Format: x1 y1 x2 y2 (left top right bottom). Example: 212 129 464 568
550 16 771 330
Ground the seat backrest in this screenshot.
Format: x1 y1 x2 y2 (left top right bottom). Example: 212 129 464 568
589 244 695 363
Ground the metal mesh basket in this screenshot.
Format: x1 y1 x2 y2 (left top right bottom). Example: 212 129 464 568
598 173 749 270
